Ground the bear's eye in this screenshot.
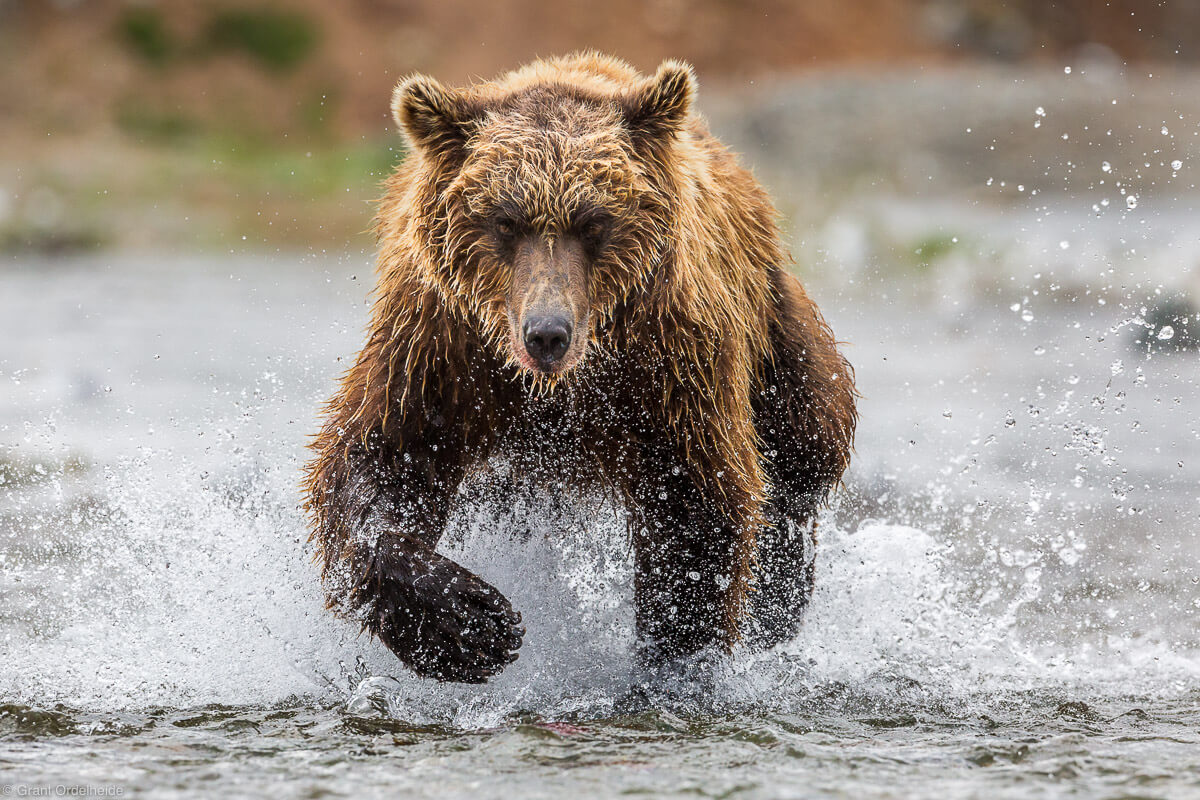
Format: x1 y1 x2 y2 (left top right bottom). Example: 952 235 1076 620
578 218 610 245
494 217 518 238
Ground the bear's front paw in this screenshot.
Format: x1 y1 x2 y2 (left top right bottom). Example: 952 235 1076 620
362 535 524 683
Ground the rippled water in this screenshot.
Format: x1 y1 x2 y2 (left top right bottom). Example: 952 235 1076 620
2 189 1199 797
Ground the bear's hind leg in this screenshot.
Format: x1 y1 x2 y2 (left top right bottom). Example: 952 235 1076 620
747 269 857 649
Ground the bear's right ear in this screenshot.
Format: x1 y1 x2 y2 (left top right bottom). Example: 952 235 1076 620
392 75 480 155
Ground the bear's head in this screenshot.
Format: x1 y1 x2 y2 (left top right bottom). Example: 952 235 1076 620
389 59 696 381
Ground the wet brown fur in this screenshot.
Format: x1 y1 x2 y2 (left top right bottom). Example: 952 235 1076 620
303 52 857 681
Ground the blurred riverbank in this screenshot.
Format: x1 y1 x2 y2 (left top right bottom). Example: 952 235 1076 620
3 64 1198 285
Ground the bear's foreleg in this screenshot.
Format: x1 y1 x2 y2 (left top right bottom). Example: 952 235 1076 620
357 526 523 682
626 406 766 672
308 427 523 683
630 473 747 669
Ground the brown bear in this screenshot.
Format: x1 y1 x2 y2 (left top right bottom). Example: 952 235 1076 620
303 52 856 683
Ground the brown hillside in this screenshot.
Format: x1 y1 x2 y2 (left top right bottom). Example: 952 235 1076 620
2 0 1195 144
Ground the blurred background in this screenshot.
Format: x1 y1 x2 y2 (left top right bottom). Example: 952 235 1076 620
2 0 1199 253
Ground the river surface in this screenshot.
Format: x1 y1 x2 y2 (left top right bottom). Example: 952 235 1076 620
4 68 1200 795
1 226 1197 799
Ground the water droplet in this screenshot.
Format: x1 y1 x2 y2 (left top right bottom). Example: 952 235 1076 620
1171 159 1183 171
1059 240 1070 250
1101 161 1112 173
1126 195 1138 209
1161 126 1170 135
1157 325 1175 341
1033 346 1046 355
1035 106 1046 117
1111 360 1124 376
1021 309 1034 322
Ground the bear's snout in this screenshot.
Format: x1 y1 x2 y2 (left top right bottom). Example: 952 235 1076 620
523 315 573 365
507 233 590 376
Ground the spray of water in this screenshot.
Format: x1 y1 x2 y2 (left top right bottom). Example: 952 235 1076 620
4 425 1195 727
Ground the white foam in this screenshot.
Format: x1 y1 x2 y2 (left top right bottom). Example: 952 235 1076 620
5 441 1196 722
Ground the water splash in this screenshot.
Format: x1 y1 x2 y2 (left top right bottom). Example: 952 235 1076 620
4 436 1196 726
1 255 1197 729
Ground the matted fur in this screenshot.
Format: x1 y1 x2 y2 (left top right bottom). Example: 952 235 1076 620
303 52 857 681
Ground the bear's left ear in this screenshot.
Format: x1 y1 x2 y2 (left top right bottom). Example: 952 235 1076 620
392 74 482 155
620 60 697 142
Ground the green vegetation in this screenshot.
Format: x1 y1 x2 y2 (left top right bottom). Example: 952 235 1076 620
1 134 405 254
115 104 200 145
117 7 176 66
205 8 319 72
0 224 106 256
115 6 319 73
221 138 403 193
175 137 404 247
907 233 963 270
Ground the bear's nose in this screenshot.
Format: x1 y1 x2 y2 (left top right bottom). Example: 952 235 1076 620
523 315 573 365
